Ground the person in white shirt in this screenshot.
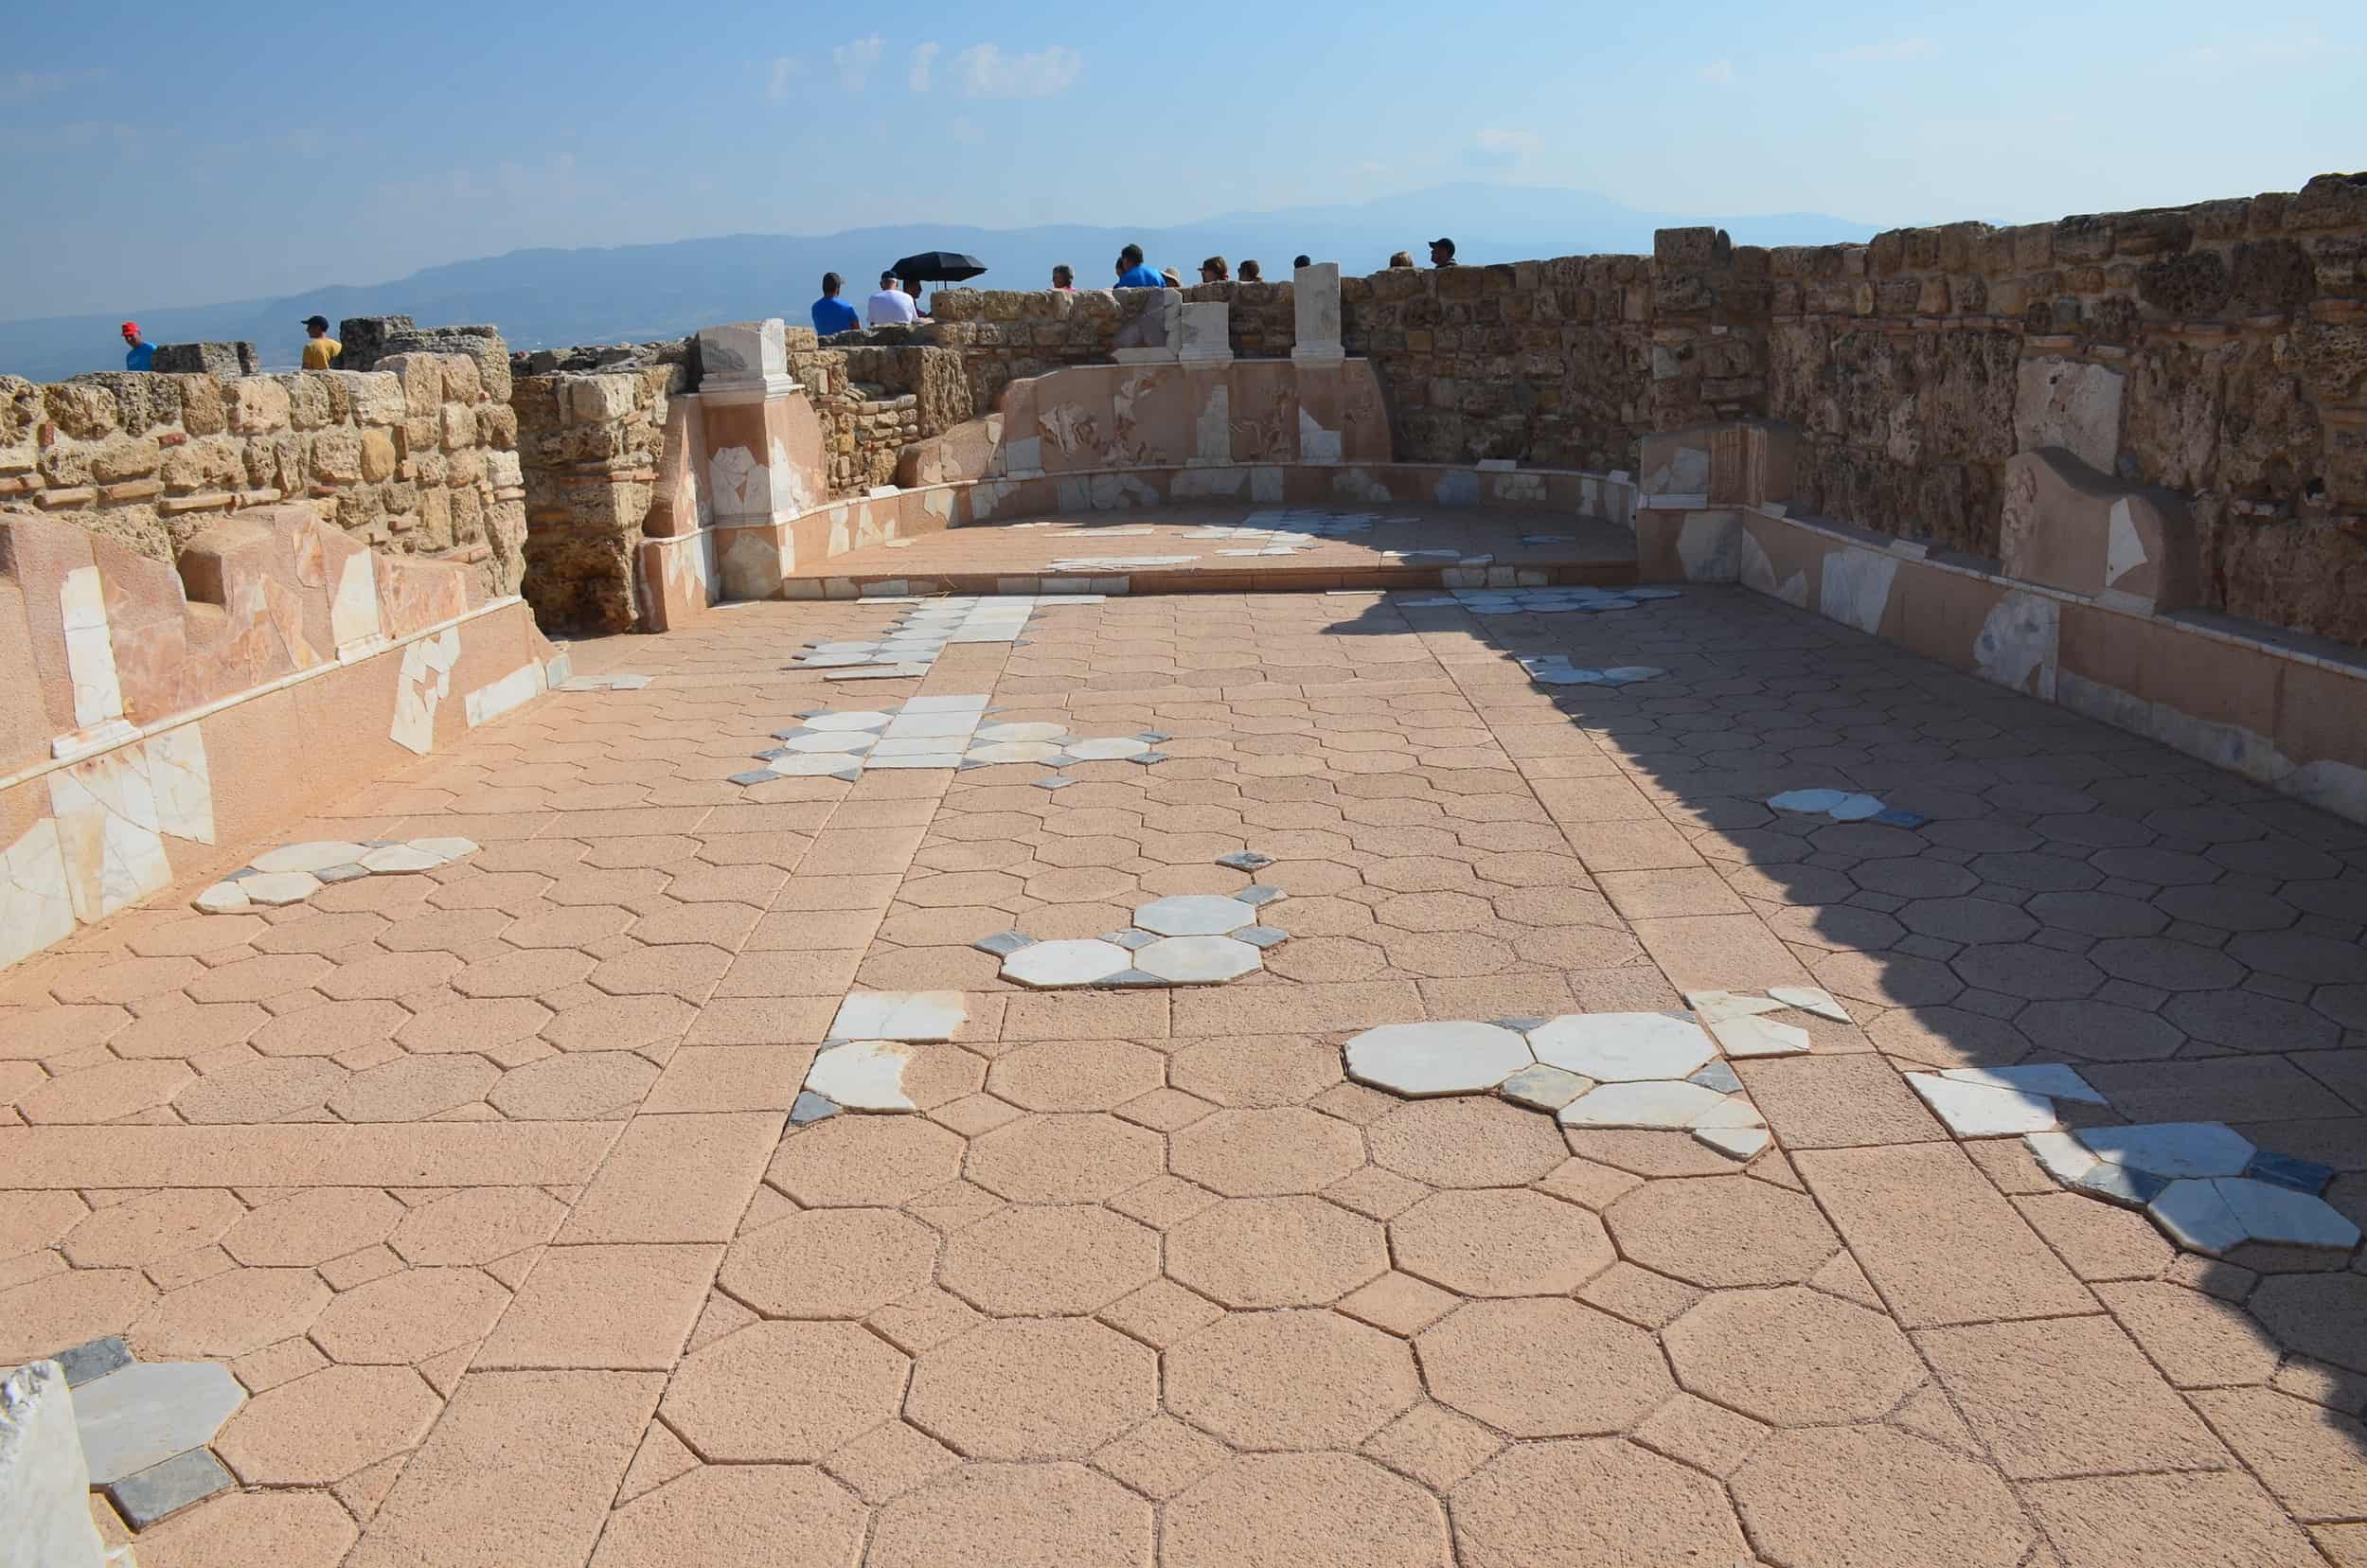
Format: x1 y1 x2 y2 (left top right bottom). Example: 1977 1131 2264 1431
866 271 918 326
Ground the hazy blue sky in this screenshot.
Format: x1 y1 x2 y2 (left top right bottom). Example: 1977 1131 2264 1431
3 0 2358 318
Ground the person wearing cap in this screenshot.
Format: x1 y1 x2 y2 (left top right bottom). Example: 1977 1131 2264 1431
866 271 918 326
120 322 155 371
301 315 342 369
1292 255 1312 271
811 273 860 336
1429 238 1458 267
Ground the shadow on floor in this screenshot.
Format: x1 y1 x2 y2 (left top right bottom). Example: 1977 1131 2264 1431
1318 578 2367 1468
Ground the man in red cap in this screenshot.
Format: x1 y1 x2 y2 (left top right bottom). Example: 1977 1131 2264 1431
120 323 155 371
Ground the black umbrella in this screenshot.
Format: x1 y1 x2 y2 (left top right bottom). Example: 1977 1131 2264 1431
890 251 987 283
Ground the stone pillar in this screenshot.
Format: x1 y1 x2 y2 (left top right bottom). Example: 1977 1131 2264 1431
695 319 828 601
1291 263 1344 367
1179 303 1233 368
695 320 822 528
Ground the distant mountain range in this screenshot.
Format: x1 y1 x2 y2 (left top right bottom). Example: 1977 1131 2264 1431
0 183 1880 383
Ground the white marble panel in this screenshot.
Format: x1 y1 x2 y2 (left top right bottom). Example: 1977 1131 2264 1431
142 727 216 845
0 818 78 969
48 747 171 925
329 551 383 654
463 663 544 729
804 1040 917 1112
1819 546 1899 636
60 567 124 729
831 991 965 1042
1973 589 2060 702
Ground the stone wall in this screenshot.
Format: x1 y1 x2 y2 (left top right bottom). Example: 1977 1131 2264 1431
1341 258 1656 472
1739 174 2367 643
0 344 526 604
0 503 557 971
509 365 681 633
785 331 972 495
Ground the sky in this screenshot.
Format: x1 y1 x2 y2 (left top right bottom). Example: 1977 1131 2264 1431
2 0 2359 320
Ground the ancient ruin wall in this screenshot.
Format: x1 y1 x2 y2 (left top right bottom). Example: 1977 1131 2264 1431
785 331 973 495
1745 174 2367 643
0 344 527 603
510 365 680 633
917 173 2367 644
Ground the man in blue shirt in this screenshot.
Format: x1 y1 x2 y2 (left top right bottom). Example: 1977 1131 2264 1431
810 274 860 336
120 321 155 370
1114 243 1166 289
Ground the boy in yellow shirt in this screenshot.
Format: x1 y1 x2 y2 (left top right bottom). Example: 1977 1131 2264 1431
301 315 341 369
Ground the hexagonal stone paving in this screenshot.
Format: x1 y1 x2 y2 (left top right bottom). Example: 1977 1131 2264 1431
1664 1286 1924 1424
2022 1114 2355 1258
1527 1012 1715 1081
1344 1021 1532 1096
659 1321 908 1462
1166 1310 1419 1450
1341 1011 1771 1161
985 864 1289 989
193 837 479 914
736 689 1174 784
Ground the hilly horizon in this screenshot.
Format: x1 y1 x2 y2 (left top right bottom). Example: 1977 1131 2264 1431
0 182 1883 383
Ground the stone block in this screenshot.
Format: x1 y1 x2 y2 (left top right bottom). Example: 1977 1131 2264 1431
360 428 399 482
568 376 637 424
2013 356 2124 472
310 428 365 484
104 1446 234 1530
379 354 444 419
1113 290 1181 362
335 315 418 371
223 377 292 436
0 1361 107 1568
698 320 789 385
331 371 406 428
2000 447 2199 613
1292 264 1344 365
150 342 258 378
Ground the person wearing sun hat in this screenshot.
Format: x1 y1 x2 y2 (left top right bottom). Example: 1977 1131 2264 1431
300 315 342 369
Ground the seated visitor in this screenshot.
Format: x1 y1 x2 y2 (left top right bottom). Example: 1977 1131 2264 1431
866 271 918 326
1389 250 1415 268
1293 254 1311 270
1238 259 1263 282
120 321 154 370
1430 237 1458 267
1052 264 1075 291
811 273 860 335
1114 243 1165 289
1200 256 1230 283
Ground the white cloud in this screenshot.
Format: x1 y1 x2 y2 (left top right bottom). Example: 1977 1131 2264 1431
909 42 940 92
833 35 884 91
956 44 1083 98
1824 38 1931 64
1699 58 1735 85
765 56 803 102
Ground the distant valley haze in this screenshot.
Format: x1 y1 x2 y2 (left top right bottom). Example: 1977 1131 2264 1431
0 183 1881 383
